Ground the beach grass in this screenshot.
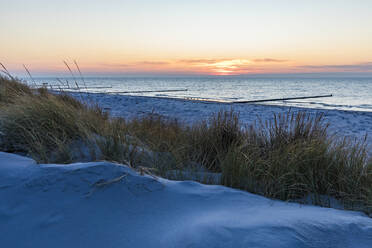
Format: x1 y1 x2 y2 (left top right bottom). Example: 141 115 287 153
0 76 371 214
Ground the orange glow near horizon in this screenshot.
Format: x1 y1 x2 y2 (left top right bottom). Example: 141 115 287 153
1 58 289 76
3 57 372 76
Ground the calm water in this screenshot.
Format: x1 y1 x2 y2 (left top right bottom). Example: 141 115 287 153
31 77 372 112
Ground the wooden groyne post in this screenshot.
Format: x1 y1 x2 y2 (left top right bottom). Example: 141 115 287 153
232 94 333 104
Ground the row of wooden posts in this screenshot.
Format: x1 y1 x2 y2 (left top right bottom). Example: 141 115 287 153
36 83 333 104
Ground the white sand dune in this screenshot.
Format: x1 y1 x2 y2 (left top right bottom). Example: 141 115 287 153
1 152 371 248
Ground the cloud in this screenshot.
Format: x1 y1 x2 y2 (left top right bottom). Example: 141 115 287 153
189 59 253 74
297 62 372 71
136 61 170 65
99 61 170 68
179 58 287 64
98 58 290 75
99 63 132 68
175 58 288 75
177 59 221 64
253 58 288 63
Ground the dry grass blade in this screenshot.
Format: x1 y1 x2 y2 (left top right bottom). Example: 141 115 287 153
0 62 15 80
22 64 37 87
63 60 79 89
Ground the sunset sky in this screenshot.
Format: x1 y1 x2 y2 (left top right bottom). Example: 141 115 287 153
1 0 372 76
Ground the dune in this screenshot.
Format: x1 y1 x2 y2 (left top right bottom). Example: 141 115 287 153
1 151 371 248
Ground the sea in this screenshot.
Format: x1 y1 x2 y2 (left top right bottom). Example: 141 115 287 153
30 76 372 112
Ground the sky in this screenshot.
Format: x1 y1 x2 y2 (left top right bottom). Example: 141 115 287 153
1 0 372 76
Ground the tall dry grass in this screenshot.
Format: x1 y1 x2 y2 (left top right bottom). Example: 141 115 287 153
221 113 372 213
0 86 107 162
0 76 33 105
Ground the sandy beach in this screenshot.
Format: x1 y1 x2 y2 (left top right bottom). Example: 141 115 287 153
78 92 372 148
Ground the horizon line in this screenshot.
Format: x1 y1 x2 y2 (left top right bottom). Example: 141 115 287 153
11 71 372 79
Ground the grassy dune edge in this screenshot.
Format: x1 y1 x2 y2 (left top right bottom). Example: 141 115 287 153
0 76 371 214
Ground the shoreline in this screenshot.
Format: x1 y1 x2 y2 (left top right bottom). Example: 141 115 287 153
70 92 372 147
